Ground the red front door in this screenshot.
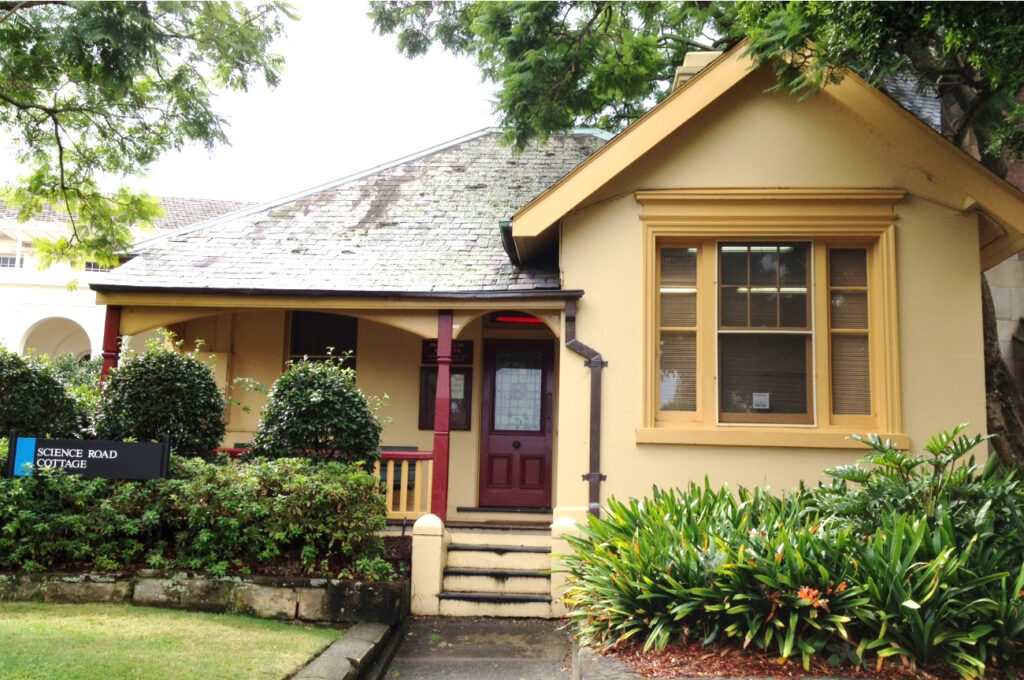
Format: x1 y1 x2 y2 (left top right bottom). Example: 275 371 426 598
479 339 554 508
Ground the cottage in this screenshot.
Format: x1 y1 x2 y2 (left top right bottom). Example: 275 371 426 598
91 44 1024 617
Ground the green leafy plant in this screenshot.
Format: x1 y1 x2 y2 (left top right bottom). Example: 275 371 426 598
0 346 86 438
0 456 389 579
817 424 1000 537
94 341 225 457
249 355 383 465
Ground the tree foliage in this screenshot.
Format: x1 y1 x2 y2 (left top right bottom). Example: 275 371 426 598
0 1 295 267
371 1 1024 168
373 1 1024 467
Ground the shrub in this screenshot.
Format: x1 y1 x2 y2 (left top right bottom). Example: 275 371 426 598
562 426 1024 678
44 353 103 426
94 344 225 457
561 484 866 668
249 356 382 464
0 455 389 579
0 346 85 438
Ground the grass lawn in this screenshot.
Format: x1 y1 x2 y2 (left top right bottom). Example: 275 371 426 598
0 602 343 680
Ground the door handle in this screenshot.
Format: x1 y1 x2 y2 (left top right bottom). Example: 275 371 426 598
512 440 521 449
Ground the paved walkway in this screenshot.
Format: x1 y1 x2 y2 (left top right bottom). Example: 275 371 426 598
386 616 572 679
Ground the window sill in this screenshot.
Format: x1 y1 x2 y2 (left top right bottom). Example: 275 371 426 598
635 426 909 450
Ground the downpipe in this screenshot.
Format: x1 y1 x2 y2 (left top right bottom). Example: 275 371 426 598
564 299 607 517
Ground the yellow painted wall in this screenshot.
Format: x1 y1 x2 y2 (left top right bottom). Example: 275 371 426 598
555 70 987 522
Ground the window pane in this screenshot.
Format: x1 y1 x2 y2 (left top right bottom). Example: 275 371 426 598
831 334 871 414
780 291 808 327
749 246 778 285
661 291 696 327
830 291 868 329
720 287 748 326
749 289 778 327
779 245 807 285
660 332 696 411
720 246 748 285
830 249 867 287
719 334 809 416
290 312 357 364
661 248 697 286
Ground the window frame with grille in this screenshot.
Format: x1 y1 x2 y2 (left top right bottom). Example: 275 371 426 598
638 189 904 449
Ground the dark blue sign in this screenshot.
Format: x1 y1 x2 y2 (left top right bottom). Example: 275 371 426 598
6 432 169 480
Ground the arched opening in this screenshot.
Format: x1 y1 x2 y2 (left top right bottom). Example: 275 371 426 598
22 317 92 359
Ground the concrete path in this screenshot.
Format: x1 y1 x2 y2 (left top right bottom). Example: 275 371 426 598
385 616 572 679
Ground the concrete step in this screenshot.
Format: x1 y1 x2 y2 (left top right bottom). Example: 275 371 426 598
443 567 550 595
445 544 551 570
447 529 552 548
437 591 553 618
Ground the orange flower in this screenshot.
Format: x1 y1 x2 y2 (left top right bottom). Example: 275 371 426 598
797 586 822 608
835 581 848 593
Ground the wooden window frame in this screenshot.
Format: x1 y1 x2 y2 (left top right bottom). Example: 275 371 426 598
637 188 906 449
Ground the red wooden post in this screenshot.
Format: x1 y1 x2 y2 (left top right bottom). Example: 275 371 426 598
100 305 122 381
430 310 453 521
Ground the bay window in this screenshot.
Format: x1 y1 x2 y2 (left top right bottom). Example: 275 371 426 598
639 189 903 448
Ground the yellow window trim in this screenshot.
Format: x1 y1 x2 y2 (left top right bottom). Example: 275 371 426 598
639 188 904 449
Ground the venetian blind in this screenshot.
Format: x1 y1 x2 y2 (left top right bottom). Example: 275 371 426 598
829 249 871 415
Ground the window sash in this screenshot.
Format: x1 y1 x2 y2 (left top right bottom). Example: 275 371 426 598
653 238 876 428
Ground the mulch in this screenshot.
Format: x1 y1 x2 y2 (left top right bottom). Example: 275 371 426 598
602 639 985 680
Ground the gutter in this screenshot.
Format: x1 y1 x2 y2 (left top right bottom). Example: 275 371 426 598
564 299 607 517
498 219 520 266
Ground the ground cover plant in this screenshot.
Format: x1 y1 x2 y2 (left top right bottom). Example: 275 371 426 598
561 425 1024 678
0 602 340 680
0 447 390 579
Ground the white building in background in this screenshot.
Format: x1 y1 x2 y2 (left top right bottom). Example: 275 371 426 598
0 197 250 359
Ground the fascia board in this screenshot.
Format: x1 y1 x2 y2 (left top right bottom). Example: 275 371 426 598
823 71 1024 267
510 42 757 240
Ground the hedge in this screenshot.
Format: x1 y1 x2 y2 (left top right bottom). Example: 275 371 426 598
0 445 390 579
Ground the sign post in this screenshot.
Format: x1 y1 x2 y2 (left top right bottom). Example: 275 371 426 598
6 430 171 480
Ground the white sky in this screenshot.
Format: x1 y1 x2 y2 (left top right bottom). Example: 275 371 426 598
5 2 499 203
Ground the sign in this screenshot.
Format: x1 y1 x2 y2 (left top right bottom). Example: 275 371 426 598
6 432 170 480
752 392 771 410
421 339 473 365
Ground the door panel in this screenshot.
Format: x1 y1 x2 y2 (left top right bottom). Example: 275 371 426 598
479 339 554 508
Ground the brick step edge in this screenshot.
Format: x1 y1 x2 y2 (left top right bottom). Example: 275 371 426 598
447 544 551 554
437 591 552 604
444 567 549 579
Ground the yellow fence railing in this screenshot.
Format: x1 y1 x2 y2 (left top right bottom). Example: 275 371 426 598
375 449 433 521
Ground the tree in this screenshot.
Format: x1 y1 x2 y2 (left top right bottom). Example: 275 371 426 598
371 1 1024 466
0 1 295 268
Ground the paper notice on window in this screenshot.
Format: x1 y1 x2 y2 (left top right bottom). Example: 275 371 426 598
752 392 770 410
451 373 465 400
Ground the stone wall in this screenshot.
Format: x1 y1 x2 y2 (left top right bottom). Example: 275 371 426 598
0 571 409 625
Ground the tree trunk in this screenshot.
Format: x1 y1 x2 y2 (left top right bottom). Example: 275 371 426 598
982 273 1024 466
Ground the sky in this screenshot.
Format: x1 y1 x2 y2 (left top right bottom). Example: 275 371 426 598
5 2 499 203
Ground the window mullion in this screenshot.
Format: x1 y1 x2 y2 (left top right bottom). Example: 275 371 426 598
813 242 830 427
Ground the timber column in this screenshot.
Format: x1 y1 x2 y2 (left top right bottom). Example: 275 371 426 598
100 305 122 379
430 310 453 521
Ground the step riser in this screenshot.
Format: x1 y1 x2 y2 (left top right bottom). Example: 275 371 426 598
448 531 552 548
445 550 550 571
438 598 554 618
443 574 550 595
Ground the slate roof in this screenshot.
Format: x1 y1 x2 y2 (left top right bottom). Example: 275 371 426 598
881 73 941 132
97 130 609 296
0 196 252 233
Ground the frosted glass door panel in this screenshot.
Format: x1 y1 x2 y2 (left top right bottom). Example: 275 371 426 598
493 351 543 431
